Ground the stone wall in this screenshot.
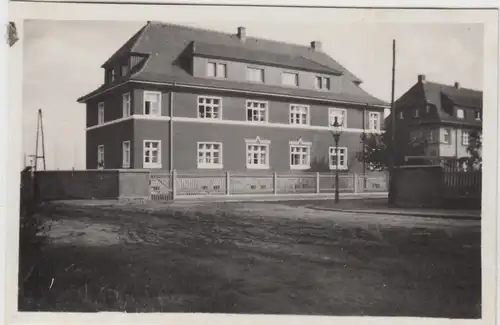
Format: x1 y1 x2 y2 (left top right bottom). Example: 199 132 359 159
34 170 150 201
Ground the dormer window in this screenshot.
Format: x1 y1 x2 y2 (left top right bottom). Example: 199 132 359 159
121 64 129 77
414 108 420 118
457 108 465 119
110 69 116 82
207 62 227 78
246 67 264 83
281 72 299 87
474 110 481 120
315 76 330 90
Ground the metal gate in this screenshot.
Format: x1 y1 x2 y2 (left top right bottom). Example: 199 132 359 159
149 172 173 200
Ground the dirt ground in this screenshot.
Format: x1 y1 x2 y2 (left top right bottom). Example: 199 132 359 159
20 200 481 317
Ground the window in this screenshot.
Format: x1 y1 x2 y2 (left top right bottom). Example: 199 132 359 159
462 131 469 146
207 62 227 78
197 142 223 169
143 91 161 116
122 141 131 168
329 108 347 127
97 102 105 125
198 96 222 119
121 64 129 77
399 111 404 119
329 147 347 170
414 108 420 118
97 145 104 169
290 141 311 170
143 140 161 168
246 67 264 83
441 128 451 144
245 138 270 169
122 93 131 117
426 105 431 114
457 108 465 119
289 104 309 125
110 69 116 82
368 112 381 131
246 100 268 122
315 76 330 90
281 72 299 86
427 130 434 143
474 111 481 120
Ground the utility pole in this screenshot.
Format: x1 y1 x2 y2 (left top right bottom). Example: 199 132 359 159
33 109 47 171
388 39 396 205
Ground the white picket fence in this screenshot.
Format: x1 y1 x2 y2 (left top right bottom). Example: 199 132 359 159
150 170 388 200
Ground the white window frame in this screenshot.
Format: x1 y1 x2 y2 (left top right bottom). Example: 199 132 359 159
122 141 131 168
457 108 465 119
143 91 162 116
315 75 331 90
122 93 131 117
246 100 268 123
328 107 347 128
329 146 348 170
245 137 270 170
197 142 223 169
143 140 162 169
399 111 404 119
414 108 420 118
97 145 105 169
97 102 105 125
474 110 481 121
110 69 116 82
281 71 299 87
197 96 223 120
289 140 312 170
461 131 470 146
441 128 451 144
289 104 310 125
368 111 381 131
246 67 265 83
207 62 227 78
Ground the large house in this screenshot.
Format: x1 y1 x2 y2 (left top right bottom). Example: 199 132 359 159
388 74 482 162
77 21 389 173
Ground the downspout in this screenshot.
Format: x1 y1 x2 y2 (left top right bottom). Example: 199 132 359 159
169 85 175 199
362 105 366 176
169 86 175 172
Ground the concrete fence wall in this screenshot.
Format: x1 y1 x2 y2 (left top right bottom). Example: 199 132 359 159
33 169 150 201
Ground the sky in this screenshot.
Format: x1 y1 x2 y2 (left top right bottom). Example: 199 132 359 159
22 19 483 170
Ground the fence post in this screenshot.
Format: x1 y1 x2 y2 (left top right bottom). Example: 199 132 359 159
316 172 320 194
273 172 278 195
171 169 177 200
226 171 231 195
353 173 359 193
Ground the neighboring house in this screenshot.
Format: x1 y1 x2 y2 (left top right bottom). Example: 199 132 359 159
77 21 388 173
386 74 482 162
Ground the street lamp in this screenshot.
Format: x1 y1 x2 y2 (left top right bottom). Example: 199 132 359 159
331 116 343 203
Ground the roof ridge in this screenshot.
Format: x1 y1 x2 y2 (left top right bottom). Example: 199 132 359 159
149 20 318 52
425 80 482 93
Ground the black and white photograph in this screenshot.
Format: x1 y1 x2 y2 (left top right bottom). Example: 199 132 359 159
3 3 499 325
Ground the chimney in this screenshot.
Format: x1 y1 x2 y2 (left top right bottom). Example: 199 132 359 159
418 74 426 83
310 41 322 52
454 81 460 89
237 27 246 42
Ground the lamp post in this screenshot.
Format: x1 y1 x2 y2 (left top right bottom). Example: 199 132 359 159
331 116 343 203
